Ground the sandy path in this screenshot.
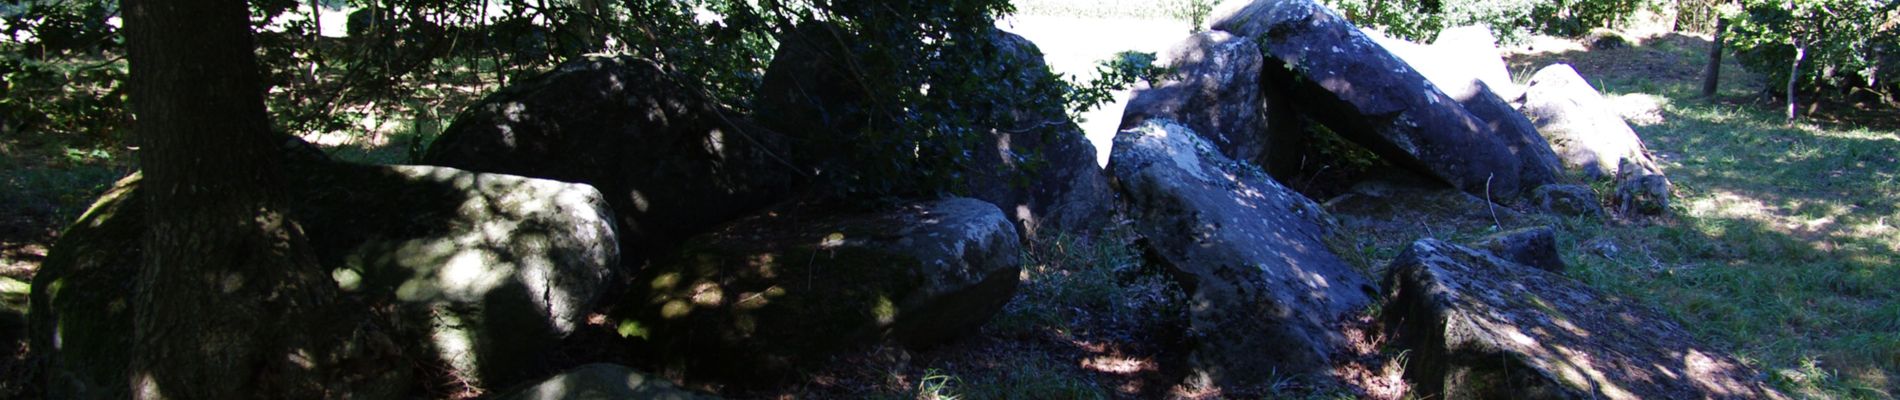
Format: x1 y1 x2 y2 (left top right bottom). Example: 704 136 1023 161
997 15 1192 166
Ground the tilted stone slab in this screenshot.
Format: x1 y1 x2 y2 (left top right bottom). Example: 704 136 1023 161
1122 30 1305 176
1365 29 1566 195
1211 0 1529 198
1109 119 1375 388
1384 239 1786 399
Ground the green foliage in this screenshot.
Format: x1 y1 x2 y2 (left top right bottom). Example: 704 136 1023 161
1169 0 1218 31
0 0 126 139
1319 0 1656 43
1065 51 1169 122
1726 0 1899 97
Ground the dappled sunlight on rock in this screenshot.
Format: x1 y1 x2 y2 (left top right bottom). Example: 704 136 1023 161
614 198 1022 384
28 161 621 394
1110 119 1373 388
1384 239 1786 399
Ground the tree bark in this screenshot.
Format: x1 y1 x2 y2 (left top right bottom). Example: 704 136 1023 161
1787 38 1805 121
1702 16 1728 98
124 0 349 398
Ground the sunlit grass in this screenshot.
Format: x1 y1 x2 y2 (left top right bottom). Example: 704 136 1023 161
1569 97 1900 398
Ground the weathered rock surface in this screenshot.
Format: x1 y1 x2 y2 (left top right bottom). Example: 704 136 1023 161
1473 227 1566 273
30 162 620 397
1519 64 1672 215
1384 239 1786 399
493 364 718 400
1518 64 1661 180
423 55 796 264
1121 31 1304 175
1614 160 1673 216
755 24 1113 238
1210 0 1528 198
1534 183 1606 218
968 28 1117 238
617 198 1022 383
1365 30 1565 194
1109 119 1375 387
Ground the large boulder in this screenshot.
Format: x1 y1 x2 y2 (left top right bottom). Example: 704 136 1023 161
1365 30 1565 194
616 198 1022 383
1121 31 1306 176
423 55 796 265
1519 64 1672 215
1383 239 1786 399
29 162 620 397
1108 119 1375 388
971 29 1117 238
493 364 718 400
1517 64 1661 180
755 24 1113 239
1210 0 1528 199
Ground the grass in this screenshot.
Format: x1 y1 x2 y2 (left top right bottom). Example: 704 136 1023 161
1503 32 1899 398
1563 99 1900 398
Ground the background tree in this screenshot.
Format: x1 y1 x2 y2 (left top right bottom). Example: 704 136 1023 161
1728 0 1899 114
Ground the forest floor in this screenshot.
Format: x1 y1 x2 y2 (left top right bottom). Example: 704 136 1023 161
2 5 1897 400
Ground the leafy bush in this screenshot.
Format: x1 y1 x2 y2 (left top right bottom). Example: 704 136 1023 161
1727 0 1899 98
1319 0 1656 43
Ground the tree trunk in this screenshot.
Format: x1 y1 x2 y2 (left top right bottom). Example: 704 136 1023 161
1702 16 1728 98
1787 38 1805 121
124 0 357 398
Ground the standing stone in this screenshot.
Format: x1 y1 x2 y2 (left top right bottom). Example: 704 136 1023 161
1122 31 1305 176
617 198 1022 384
1211 0 1529 199
1384 239 1785 399
969 28 1117 238
1109 119 1375 388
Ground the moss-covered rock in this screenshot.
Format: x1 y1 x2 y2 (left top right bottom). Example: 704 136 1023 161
30 161 619 397
616 198 1021 384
